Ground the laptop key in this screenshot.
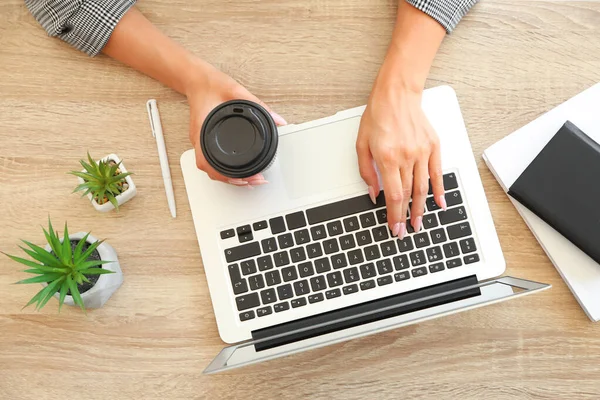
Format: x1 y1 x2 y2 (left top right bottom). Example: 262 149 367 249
240 260 257 275
257 255 274 271
380 240 397 256
343 284 359 295
429 262 445 273
237 225 251 235
439 206 467 225
394 271 410 282
423 214 439 229
377 275 393 286
443 173 458 190
224 241 261 263
308 293 324 303
360 263 377 279
327 271 343 287
290 247 307 263
343 267 360 283
411 267 428 278
220 229 235 239
414 232 430 248
277 233 294 249
294 280 310 296
464 254 480 264
326 289 342 299
228 264 243 286
310 275 327 291
236 293 260 311
298 261 315 277
261 238 278 253
265 270 282 287
294 229 311 245
446 190 463 207
253 220 268 231
330 253 348 269
343 216 360 232
260 288 277 304
364 245 381 261
239 232 253 243
339 234 356 250
447 222 472 240
306 242 323 259
282 266 298 282
315 257 332 273
348 249 364 265
310 225 327 240
431 228 447 244
273 251 290 267
376 208 387 224
269 216 286 235
376 259 394 275
356 230 372 246
306 193 385 225
397 237 414 253
425 197 441 212
274 302 290 313
372 226 389 242
446 258 463 269
443 242 460 258
460 238 477 254
277 284 294 300
291 298 307 308
360 280 376 291
360 212 376 228
426 246 443 263
327 221 344 236
393 255 410 270
239 310 255 321
248 274 265 290
286 211 307 230
410 250 426 266
257 306 272 317
323 238 339 254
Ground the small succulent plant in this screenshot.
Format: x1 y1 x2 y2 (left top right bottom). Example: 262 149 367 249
2 219 113 312
69 152 132 209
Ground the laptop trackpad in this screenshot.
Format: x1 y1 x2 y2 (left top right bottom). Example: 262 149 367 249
278 116 364 199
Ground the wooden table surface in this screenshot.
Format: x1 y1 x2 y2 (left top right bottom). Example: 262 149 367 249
1 1 599 398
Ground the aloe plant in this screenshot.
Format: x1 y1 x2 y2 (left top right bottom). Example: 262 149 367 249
2 219 114 312
69 152 132 210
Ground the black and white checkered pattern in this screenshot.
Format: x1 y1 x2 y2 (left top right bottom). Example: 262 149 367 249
25 0 476 57
25 0 136 56
406 0 479 33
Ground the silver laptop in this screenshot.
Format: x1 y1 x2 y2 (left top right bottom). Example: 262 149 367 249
180 85 550 373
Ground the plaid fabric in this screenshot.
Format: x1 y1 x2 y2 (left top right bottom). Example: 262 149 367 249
406 0 479 33
25 0 136 56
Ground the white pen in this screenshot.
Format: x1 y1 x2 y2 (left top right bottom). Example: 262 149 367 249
146 99 177 218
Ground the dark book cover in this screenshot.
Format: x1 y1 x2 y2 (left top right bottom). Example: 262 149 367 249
508 121 600 265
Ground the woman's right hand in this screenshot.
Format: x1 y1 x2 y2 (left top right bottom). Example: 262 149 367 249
185 60 286 188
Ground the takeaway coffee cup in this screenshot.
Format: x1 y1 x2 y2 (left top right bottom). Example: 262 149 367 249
200 100 278 179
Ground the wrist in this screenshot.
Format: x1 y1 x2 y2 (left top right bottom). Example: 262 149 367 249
373 50 426 97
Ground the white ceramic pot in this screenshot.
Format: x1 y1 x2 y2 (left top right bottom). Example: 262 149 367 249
43 232 123 309
76 153 137 212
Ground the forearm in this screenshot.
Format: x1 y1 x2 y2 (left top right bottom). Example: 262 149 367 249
377 1 446 94
102 7 205 96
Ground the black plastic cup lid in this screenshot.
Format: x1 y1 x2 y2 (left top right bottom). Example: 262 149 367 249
200 100 278 179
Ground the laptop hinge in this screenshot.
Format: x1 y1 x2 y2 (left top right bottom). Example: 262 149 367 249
252 275 480 351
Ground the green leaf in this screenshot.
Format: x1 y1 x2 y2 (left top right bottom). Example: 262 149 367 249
75 259 111 271
16 273 64 285
44 219 63 261
79 268 114 275
113 172 132 181
73 233 89 262
58 280 69 312
20 241 64 268
107 192 119 210
74 239 103 265
81 275 90 284
75 273 83 285
62 222 72 265
67 275 86 312
22 287 46 310
70 171 96 181
36 277 65 310
23 268 46 274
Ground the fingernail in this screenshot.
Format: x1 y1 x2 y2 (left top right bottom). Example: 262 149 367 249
391 222 401 237
413 216 423 233
249 179 269 186
228 179 249 186
438 195 447 211
368 186 376 205
271 111 287 126
399 223 407 239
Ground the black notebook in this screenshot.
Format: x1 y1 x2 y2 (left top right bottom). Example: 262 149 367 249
508 121 600 265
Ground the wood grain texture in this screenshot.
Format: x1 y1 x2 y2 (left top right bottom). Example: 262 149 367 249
1 1 600 398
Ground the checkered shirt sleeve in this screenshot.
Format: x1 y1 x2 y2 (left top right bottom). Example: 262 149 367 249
406 0 479 33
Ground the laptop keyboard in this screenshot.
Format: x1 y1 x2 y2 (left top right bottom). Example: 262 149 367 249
221 172 481 322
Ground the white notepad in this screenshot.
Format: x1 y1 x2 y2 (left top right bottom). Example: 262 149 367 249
483 83 600 322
